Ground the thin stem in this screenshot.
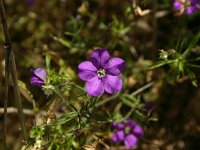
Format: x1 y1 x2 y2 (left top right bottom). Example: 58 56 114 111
131 81 155 96
95 82 155 107
2 43 11 150
11 53 27 140
188 56 200 62
0 0 27 143
0 0 9 42
0 0 10 149
0 107 34 115
182 48 190 58
187 63 200 68
95 92 119 107
52 87 66 103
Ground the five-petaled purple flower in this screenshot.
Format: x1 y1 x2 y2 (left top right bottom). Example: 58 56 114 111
78 48 125 96
112 119 144 149
30 68 47 86
173 0 200 15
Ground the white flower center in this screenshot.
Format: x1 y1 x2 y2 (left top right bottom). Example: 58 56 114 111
97 69 106 78
125 126 131 134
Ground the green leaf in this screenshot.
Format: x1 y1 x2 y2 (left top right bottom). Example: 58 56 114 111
148 60 175 69
54 36 71 48
48 112 78 126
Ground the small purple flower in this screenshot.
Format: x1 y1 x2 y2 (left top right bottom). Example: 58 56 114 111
173 0 200 15
112 119 144 149
30 68 47 86
173 1 183 11
26 0 35 7
78 48 125 96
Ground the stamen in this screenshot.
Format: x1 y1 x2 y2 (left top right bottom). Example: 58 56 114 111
97 69 106 78
125 127 131 134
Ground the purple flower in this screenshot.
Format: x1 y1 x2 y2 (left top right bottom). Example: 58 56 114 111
78 48 125 96
26 0 35 7
173 1 183 11
112 119 144 149
30 68 47 86
173 0 200 15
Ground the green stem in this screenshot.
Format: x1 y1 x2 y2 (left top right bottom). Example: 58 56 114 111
95 82 155 107
187 63 200 68
131 81 154 96
95 92 119 107
188 56 200 62
52 87 66 102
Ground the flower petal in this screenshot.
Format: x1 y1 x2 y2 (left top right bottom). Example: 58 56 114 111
31 68 47 80
124 134 138 149
105 58 125 76
90 48 110 68
30 77 44 86
185 6 198 14
103 75 122 94
125 119 136 128
112 130 125 142
132 124 144 137
86 76 104 96
78 61 97 81
112 122 125 130
173 1 182 11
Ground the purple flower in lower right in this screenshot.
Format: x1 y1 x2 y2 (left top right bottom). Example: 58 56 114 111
112 119 144 149
173 0 200 15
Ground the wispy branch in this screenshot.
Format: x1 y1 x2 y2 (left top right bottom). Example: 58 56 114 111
0 0 27 148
